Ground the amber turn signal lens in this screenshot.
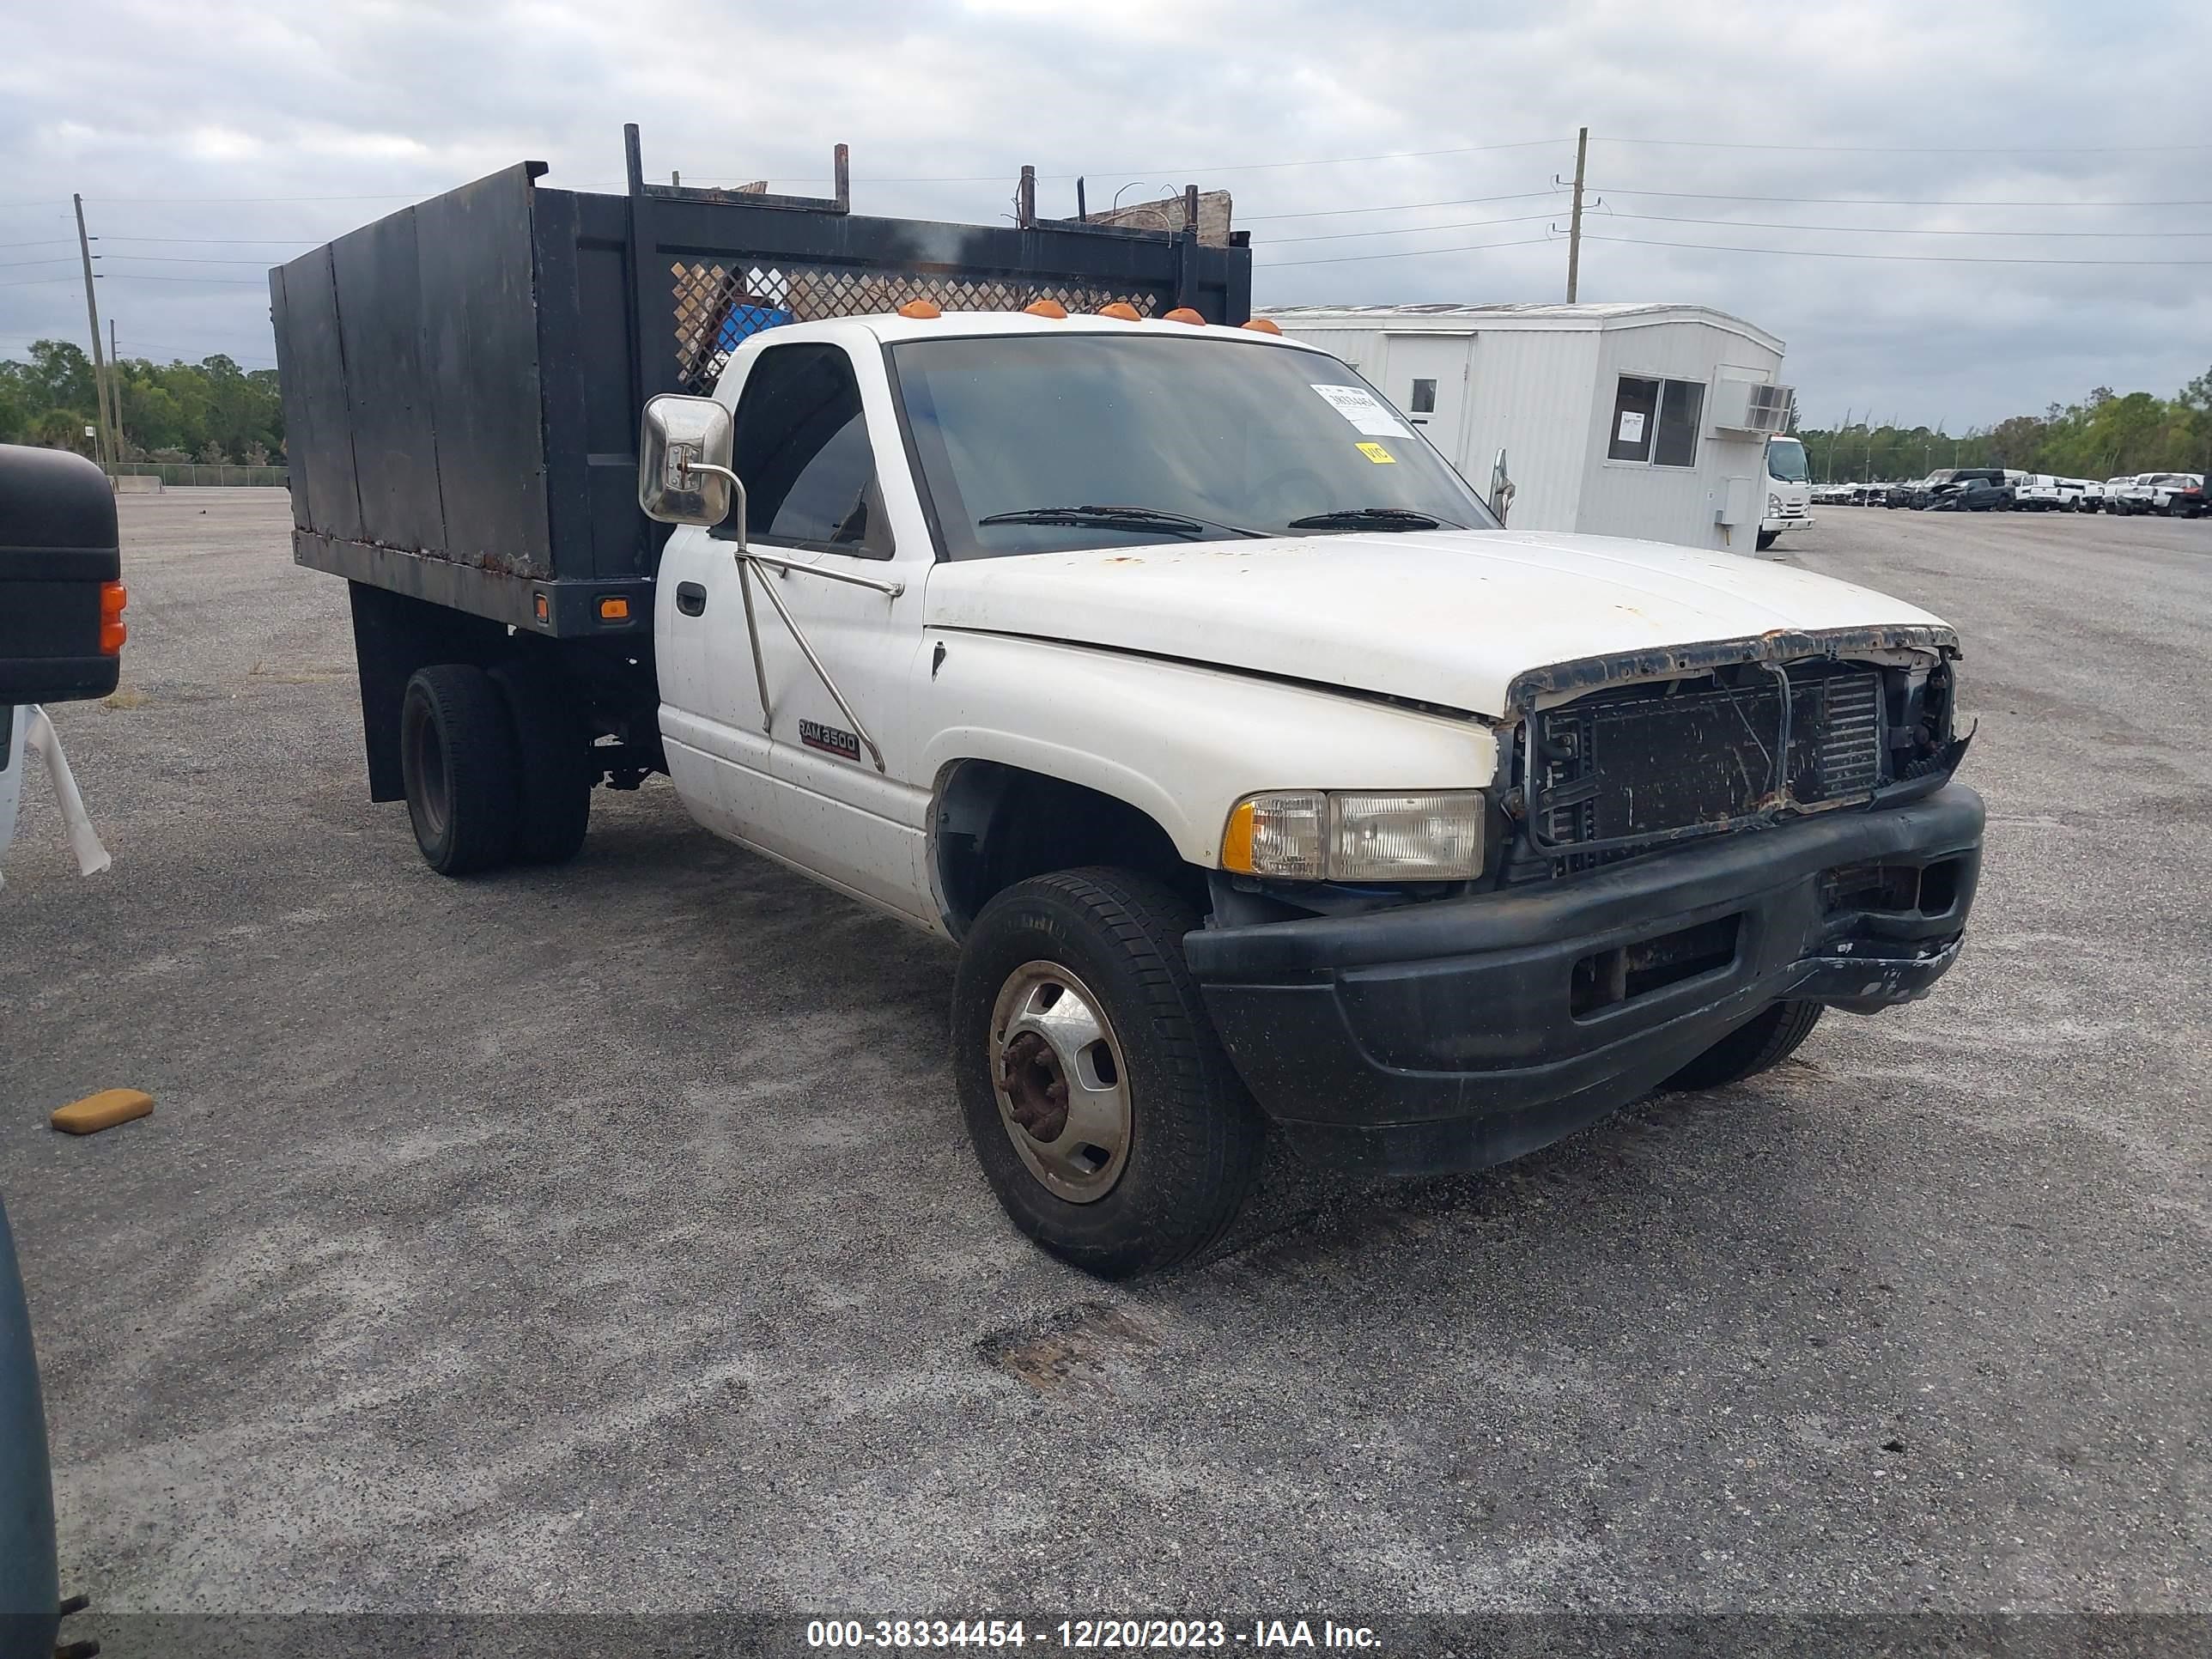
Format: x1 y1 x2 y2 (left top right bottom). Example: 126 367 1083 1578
896 299 942 319
1163 307 1206 325
1240 317 1283 335
599 596 630 621
1097 302 1142 321
1023 299 1067 319
100 580 127 653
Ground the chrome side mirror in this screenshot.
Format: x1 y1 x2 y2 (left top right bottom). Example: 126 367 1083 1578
1489 447 1516 526
639 393 744 541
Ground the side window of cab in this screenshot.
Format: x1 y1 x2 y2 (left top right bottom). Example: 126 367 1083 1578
727 343 893 559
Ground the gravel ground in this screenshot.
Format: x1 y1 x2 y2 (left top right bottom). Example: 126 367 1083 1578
1 494 2206 1628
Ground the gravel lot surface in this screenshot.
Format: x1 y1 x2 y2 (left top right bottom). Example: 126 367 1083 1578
2 495 2205 1626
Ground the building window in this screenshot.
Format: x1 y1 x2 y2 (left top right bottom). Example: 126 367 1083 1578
1409 378 1437 415
1654 380 1704 467
1607 374 1705 468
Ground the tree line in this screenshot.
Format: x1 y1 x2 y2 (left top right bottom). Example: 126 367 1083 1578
0 339 283 466
1799 368 2212 484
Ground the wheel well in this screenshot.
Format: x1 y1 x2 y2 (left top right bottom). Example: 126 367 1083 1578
933 761 1205 938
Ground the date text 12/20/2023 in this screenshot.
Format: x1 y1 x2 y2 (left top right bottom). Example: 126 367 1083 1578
805 1620 1382 1650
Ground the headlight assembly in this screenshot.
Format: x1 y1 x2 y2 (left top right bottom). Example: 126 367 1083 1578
1221 791 1485 882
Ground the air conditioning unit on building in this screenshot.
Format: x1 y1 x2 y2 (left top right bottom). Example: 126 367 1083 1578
1711 380 1796 435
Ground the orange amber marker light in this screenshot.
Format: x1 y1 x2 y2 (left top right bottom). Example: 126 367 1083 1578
1023 299 1067 319
599 596 631 622
100 580 128 653
1163 307 1206 326
1240 317 1283 335
897 299 941 319
1097 302 1142 321
1220 799 1258 875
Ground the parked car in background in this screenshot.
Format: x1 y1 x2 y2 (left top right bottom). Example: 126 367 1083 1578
2057 478 2098 511
2145 472 2205 517
2014 475 2066 512
1928 474 2011 512
1904 467 2008 510
2106 475 2156 514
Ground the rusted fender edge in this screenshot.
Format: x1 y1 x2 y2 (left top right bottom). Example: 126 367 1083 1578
1505 623 1961 713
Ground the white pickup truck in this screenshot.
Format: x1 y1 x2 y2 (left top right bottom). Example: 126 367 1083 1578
280 161 1984 1276
607 310 1984 1272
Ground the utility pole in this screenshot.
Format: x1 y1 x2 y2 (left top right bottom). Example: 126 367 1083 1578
72 193 118 475
1565 126 1589 302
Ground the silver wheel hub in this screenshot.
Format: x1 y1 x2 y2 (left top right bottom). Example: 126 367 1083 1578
988 962 1132 1204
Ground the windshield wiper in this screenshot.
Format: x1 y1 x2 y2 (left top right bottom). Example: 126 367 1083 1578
976 503 1264 539
1285 506 1463 532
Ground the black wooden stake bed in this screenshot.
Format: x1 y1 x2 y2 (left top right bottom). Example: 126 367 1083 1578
271 124 1251 801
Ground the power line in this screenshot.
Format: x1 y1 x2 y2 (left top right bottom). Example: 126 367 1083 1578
645 137 1571 187
1244 188 1564 223
99 254 277 266
0 274 79 288
1595 136 2212 155
1597 210 2212 239
1257 234 1556 269
1267 211 1558 246
83 191 430 204
1579 232 2212 266
94 235 318 246
0 239 74 251
1595 185 2212 208
0 256 76 270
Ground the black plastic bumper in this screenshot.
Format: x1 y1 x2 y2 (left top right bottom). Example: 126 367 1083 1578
1186 785 1984 1179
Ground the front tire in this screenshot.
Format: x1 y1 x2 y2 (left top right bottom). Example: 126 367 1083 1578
1661 1000 1823 1091
399 665 520 876
952 867 1265 1278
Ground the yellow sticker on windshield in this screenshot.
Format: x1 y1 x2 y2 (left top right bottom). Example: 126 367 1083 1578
1356 441 1396 464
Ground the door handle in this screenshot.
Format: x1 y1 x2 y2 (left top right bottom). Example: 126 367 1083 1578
675 581 707 617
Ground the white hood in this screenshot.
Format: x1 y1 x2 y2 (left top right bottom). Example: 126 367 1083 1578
922 530 1953 717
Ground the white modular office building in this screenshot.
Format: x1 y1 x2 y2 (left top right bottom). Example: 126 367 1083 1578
1262 302 1796 552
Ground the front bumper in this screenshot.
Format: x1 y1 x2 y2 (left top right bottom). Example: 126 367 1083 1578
1186 785 1984 1179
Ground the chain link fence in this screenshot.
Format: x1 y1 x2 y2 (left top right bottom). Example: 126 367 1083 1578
113 462 289 489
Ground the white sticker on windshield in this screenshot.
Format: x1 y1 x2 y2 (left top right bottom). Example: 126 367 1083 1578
1310 383 1412 439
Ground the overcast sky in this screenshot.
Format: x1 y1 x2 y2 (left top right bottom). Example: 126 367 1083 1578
3 0 2205 430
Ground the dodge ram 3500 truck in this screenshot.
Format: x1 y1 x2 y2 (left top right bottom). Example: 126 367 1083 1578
277 131 1983 1276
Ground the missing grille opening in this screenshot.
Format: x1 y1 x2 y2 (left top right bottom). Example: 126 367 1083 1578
1571 915 1741 1018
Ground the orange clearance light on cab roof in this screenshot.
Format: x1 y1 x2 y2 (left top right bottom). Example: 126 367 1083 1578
599 596 631 622
896 299 941 319
99 580 127 655
1241 317 1283 335
1023 299 1067 319
1163 307 1206 326
1097 302 1142 321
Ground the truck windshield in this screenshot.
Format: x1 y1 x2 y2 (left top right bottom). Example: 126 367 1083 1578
1766 439 1809 483
889 332 1495 559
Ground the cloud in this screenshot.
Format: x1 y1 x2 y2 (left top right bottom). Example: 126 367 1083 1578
2 0 2205 422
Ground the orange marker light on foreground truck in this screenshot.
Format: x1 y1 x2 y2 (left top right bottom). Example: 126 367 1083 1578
1241 317 1282 335
1097 302 1142 321
1163 307 1206 325
1023 299 1067 319
599 596 630 622
897 299 941 319
99 580 127 654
